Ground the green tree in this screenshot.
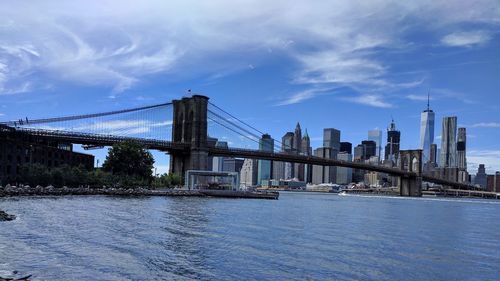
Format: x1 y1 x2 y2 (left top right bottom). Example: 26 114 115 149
102 140 155 180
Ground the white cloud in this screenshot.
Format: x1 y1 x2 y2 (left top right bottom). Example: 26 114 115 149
275 88 334 106
0 0 499 98
469 122 500 128
406 94 433 101
441 31 491 47
343 94 393 108
468 150 500 173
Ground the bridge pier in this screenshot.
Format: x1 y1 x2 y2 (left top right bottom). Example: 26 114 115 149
169 95 209 178
398 150 423 197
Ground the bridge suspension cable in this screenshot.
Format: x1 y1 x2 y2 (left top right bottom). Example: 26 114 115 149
0 102 172 126
208 102 287 151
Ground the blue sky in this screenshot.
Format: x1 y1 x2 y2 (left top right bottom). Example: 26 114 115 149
1 0 500 174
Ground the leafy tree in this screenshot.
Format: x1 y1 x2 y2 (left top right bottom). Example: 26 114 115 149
102 140 155 180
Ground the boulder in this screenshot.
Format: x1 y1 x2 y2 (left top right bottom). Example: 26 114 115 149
0 210 16 221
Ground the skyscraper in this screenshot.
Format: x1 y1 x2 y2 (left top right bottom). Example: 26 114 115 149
474 164 487 189
457 127 467 171
301 129 312 182
340 142 352 154
440 116 457 168
240 158 258 187
419 93 435 164
368 130 382 158
293 123 302 153
384 119 400 163
282 132 294 151
430 144 438 165
293 123 303 180
257 134 274 185
323 128 341 151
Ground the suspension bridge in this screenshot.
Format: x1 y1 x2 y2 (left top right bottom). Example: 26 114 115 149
0 95 476 196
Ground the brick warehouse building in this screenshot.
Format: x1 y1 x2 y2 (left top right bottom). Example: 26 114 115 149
0 127 94 184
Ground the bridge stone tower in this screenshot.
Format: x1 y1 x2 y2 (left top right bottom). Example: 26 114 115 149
399 149 423 197
169 95 209 177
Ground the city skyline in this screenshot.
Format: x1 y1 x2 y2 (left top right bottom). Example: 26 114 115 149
0 1 499 173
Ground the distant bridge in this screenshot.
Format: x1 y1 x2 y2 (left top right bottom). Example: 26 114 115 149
0 95 477 196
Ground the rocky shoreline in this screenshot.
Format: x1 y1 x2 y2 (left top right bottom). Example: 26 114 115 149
0 184 204 198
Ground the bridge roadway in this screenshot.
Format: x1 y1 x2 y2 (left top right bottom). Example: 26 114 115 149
208 147 479 189
5 127 478 189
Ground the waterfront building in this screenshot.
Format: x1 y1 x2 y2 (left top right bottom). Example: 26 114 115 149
419 94 435 164
312 147 336 184
336 152 352 185
384 119 400 163
0 132 94 184
368 130 382 158
457 127 467 171
440 116 457 168
323 128 341 152
222 158 244 173
340 142 352 154
257 134 274 185
240 158 258 187
474 164 487 189
486 172 500 192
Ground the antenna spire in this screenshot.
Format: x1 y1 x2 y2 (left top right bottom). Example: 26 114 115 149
427 90 430 111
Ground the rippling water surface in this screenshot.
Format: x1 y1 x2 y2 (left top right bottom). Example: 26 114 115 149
1 193 500 280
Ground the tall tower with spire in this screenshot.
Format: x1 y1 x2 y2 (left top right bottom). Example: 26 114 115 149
293 122 302 154
419 91 435 165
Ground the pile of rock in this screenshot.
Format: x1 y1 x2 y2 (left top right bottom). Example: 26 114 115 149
0 209 16 221
0 184 204 198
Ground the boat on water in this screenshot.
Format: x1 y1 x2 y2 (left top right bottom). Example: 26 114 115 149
338 191 348 196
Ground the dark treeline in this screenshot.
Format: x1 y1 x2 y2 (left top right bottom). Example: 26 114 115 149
6 140 182 189
14 163 181 189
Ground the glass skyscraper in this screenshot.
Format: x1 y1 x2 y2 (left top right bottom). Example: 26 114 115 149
368 130 382 158
419 95 435 163
440 116 457 168
257 134 274 185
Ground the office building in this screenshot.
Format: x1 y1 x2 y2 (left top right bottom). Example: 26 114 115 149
323 128 341 151
474 164 487 189
257 134 274 185
384 119 400 163
486 172 500 192
440 116 457 168
362 140 377 160
222 158 244 173
212 141 228 172
301 129 313 183
312 147 336 184
368 130 382 158
240 159 258 187
336 152 352 184
419 93 435 164
340 142 352 154
457 127 467 171
430 144 438 165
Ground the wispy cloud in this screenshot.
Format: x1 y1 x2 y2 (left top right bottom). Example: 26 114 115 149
274 88 335 106
468 150 500 173
441 31 492 47
0 0 499 98
469 122 500 128
342 94 393 108
406 94 432 101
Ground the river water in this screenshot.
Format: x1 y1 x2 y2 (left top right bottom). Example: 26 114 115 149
1 192 499 281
